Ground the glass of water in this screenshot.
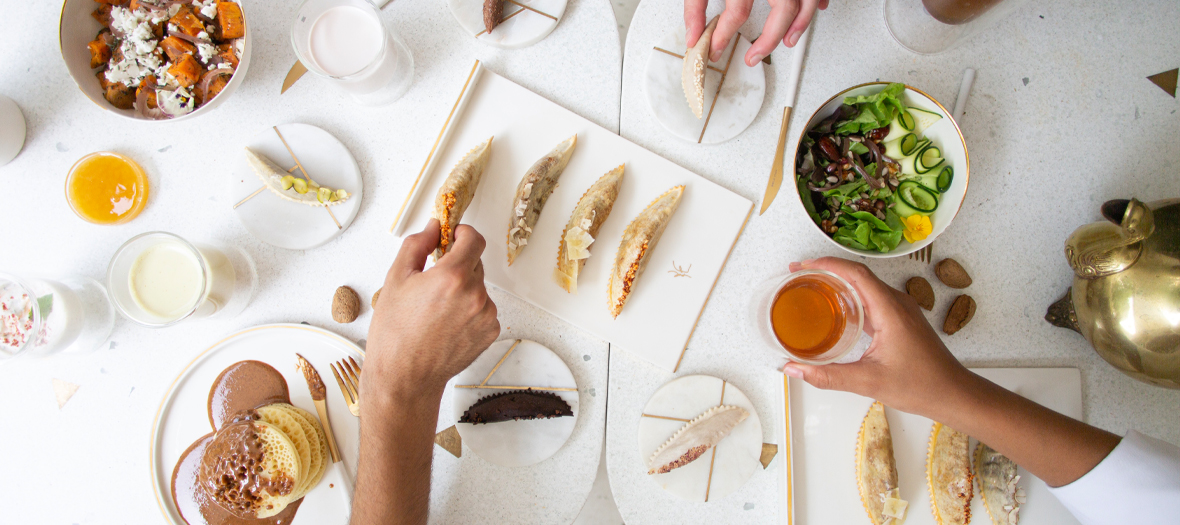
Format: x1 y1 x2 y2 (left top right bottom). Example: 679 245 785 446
291 0 415 106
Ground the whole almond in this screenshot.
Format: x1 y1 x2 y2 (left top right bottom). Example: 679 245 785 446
943 294 976 335
333 286 361 323
906 277 935 310
935 258 973 289
371 287 382 309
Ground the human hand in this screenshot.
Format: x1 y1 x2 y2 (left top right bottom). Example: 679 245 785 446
362 220 500 404
780 257 970 416
685 0 828 67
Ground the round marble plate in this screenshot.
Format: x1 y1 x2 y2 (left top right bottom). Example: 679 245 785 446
452 339 579 467
637 375 762 501
448 0 567 49
644 30 765 144
229 123 362 251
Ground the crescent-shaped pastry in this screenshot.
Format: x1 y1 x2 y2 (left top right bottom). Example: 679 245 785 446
682 16 719 119
976 443 1023 525
432 137 493 260
554 164 625 293
927 422 974 525
647 405 748 475
245 148 350 206
857 401 908 525
607 185 685 318
457 389 573 424
508 135 578 265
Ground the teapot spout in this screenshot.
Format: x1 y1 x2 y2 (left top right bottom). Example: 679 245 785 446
1045 287 1082 333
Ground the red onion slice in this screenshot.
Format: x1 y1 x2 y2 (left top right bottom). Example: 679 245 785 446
169 30 213 46
135 77 170 120
198 68 233 100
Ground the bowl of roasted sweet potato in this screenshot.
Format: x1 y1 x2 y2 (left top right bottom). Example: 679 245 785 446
60 0 251 121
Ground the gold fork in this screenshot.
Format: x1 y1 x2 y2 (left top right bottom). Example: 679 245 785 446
330 356 362 417
909 243 933 264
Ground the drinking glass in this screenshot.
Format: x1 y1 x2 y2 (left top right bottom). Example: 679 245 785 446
749 269 871 365
0 272 115 363
0 93 25 166
107 232 257 327
883 0 1033 54
291 0 414 106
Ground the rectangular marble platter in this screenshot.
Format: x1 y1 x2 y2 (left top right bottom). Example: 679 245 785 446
394 63 753 372
788 367 1083 525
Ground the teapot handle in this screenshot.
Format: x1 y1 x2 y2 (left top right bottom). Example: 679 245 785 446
1066 199 1154 279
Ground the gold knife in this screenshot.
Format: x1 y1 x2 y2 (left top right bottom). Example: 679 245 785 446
281 0 394 94
297 353 342 463
758 25 811 215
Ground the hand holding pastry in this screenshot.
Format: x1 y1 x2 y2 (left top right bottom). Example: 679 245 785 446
364 219 500 403
683 0 829 67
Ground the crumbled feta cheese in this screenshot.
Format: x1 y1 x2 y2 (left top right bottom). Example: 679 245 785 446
105 6 162 86
194 0 219 19
196 31 209 40
168 3 183 17
217 62 233 70
197 43 218 63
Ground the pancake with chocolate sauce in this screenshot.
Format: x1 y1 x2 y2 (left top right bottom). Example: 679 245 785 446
171 360 327 525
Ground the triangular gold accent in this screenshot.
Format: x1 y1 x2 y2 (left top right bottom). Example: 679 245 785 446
435 425 462 458
760 443 778 469
1148 69 1178 97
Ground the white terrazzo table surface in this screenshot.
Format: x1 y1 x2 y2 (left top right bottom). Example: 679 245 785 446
610 0 1180 523
0 0 621 523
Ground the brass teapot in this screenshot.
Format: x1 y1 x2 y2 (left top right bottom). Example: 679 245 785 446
1047 198 1180 389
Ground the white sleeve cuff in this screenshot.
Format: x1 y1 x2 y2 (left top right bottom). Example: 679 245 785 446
1049 431 1180 525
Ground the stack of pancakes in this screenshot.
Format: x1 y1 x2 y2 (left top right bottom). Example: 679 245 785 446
198 403 330 519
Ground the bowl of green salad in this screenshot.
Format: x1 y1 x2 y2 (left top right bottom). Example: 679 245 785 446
793 82 968 258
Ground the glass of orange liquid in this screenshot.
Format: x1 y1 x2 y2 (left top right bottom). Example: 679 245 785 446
65 152 149 225
750 270 870 365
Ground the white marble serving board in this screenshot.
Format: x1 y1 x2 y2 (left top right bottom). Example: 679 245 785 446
452 339 579 467
645 30 765 144
393 64 752 372
229 123 363 250
637 375 763 502
790 368 1083 525
448 0 567 49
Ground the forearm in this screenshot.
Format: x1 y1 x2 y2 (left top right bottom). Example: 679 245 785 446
351 387 443 525
923 369 1120 488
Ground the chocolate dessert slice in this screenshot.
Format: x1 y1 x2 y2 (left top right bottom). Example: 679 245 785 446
458 389 573 424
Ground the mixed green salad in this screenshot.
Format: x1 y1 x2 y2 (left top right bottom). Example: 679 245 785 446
796 83 954 253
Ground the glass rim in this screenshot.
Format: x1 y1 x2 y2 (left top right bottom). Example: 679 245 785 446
107 231 209 328
65 151 149 225
0 272 43 358
290 0 390 80
766 269 866 365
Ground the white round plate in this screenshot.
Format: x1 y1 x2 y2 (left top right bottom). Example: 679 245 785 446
637 375 762 502
448 0 567 49
452 339 579 467
645 30 765 144
793 82 969 258
151 323 363 525
230 123 362 250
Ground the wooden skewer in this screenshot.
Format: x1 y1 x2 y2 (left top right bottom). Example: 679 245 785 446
233 187 266 209
454 385 577 392
476 7 525 37
641 413 691 422
480 340 520 386
652 47 726 73
505 0 557 20
698 35 741 144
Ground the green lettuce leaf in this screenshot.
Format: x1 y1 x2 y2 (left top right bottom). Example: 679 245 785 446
835 83 907 135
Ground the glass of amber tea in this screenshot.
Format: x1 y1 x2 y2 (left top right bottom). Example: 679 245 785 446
751 270 869 365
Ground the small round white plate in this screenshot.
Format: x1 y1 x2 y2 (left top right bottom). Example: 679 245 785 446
645 30 765 144
230 123 362 250
637 375 762 502
452 339 579 467
151 323 363 525
448 0 567 49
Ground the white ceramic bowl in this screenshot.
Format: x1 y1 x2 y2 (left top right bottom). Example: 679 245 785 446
792 82 969 258
58 0 252 122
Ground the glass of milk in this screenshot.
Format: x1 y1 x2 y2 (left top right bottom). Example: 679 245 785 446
292 0 415 106
107 232 258 327
0 272 115 363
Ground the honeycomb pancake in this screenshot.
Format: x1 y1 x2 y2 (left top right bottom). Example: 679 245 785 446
927 422 973 525
607 186 685 318
198 419 302 519
432 137 493 260
856 402 906 525
255 404 313 500
507 135 578 265
285 404 330 499
554 165 624 294
647 405 748 475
